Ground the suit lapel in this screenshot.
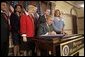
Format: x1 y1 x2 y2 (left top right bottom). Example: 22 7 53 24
44 23 49 32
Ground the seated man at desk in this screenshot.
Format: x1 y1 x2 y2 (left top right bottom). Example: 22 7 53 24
37 15 56 36
37 15 56 56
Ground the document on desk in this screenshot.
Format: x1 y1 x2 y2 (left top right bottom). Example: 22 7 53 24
40 34 65 38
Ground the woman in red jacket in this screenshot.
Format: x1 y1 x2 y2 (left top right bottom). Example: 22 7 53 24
20 5 36 56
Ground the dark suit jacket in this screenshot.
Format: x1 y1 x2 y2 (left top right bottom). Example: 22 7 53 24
10 13 20 33
38 15 46 24
1 13 9 44
37 23 54 35
1 13 9 56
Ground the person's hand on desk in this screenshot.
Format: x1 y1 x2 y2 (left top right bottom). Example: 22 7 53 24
51 31 56 35
44 32 49 35
44 31 56 35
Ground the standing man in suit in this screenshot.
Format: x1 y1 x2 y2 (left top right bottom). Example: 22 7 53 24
38 9 51 24
1 1 9 56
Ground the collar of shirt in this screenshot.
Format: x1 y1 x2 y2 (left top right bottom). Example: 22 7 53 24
25 11 29 15
1 10 9 17
55 17 62 21
25 11 34 17
46 23 49 27
31 13 34 17
46 23 50 29
45 15 47 19
1 10 3 13
1 10 6 14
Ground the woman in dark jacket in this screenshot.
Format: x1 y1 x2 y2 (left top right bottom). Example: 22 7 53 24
10 4 23 56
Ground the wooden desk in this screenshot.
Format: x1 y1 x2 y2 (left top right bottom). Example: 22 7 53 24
34 34 84 56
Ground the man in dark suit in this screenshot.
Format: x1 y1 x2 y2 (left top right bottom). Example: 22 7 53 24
38 9 51 24
1 1 9 56
37 15 56 56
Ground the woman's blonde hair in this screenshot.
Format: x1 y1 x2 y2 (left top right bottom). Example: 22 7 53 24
26 5 36 12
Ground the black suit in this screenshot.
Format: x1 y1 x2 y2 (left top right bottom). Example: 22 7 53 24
38 15 46 24
1 13 9 56
37 23 54 35
37 23 54 55
10 13 20 33
37 15 46 35
10 13 20 45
